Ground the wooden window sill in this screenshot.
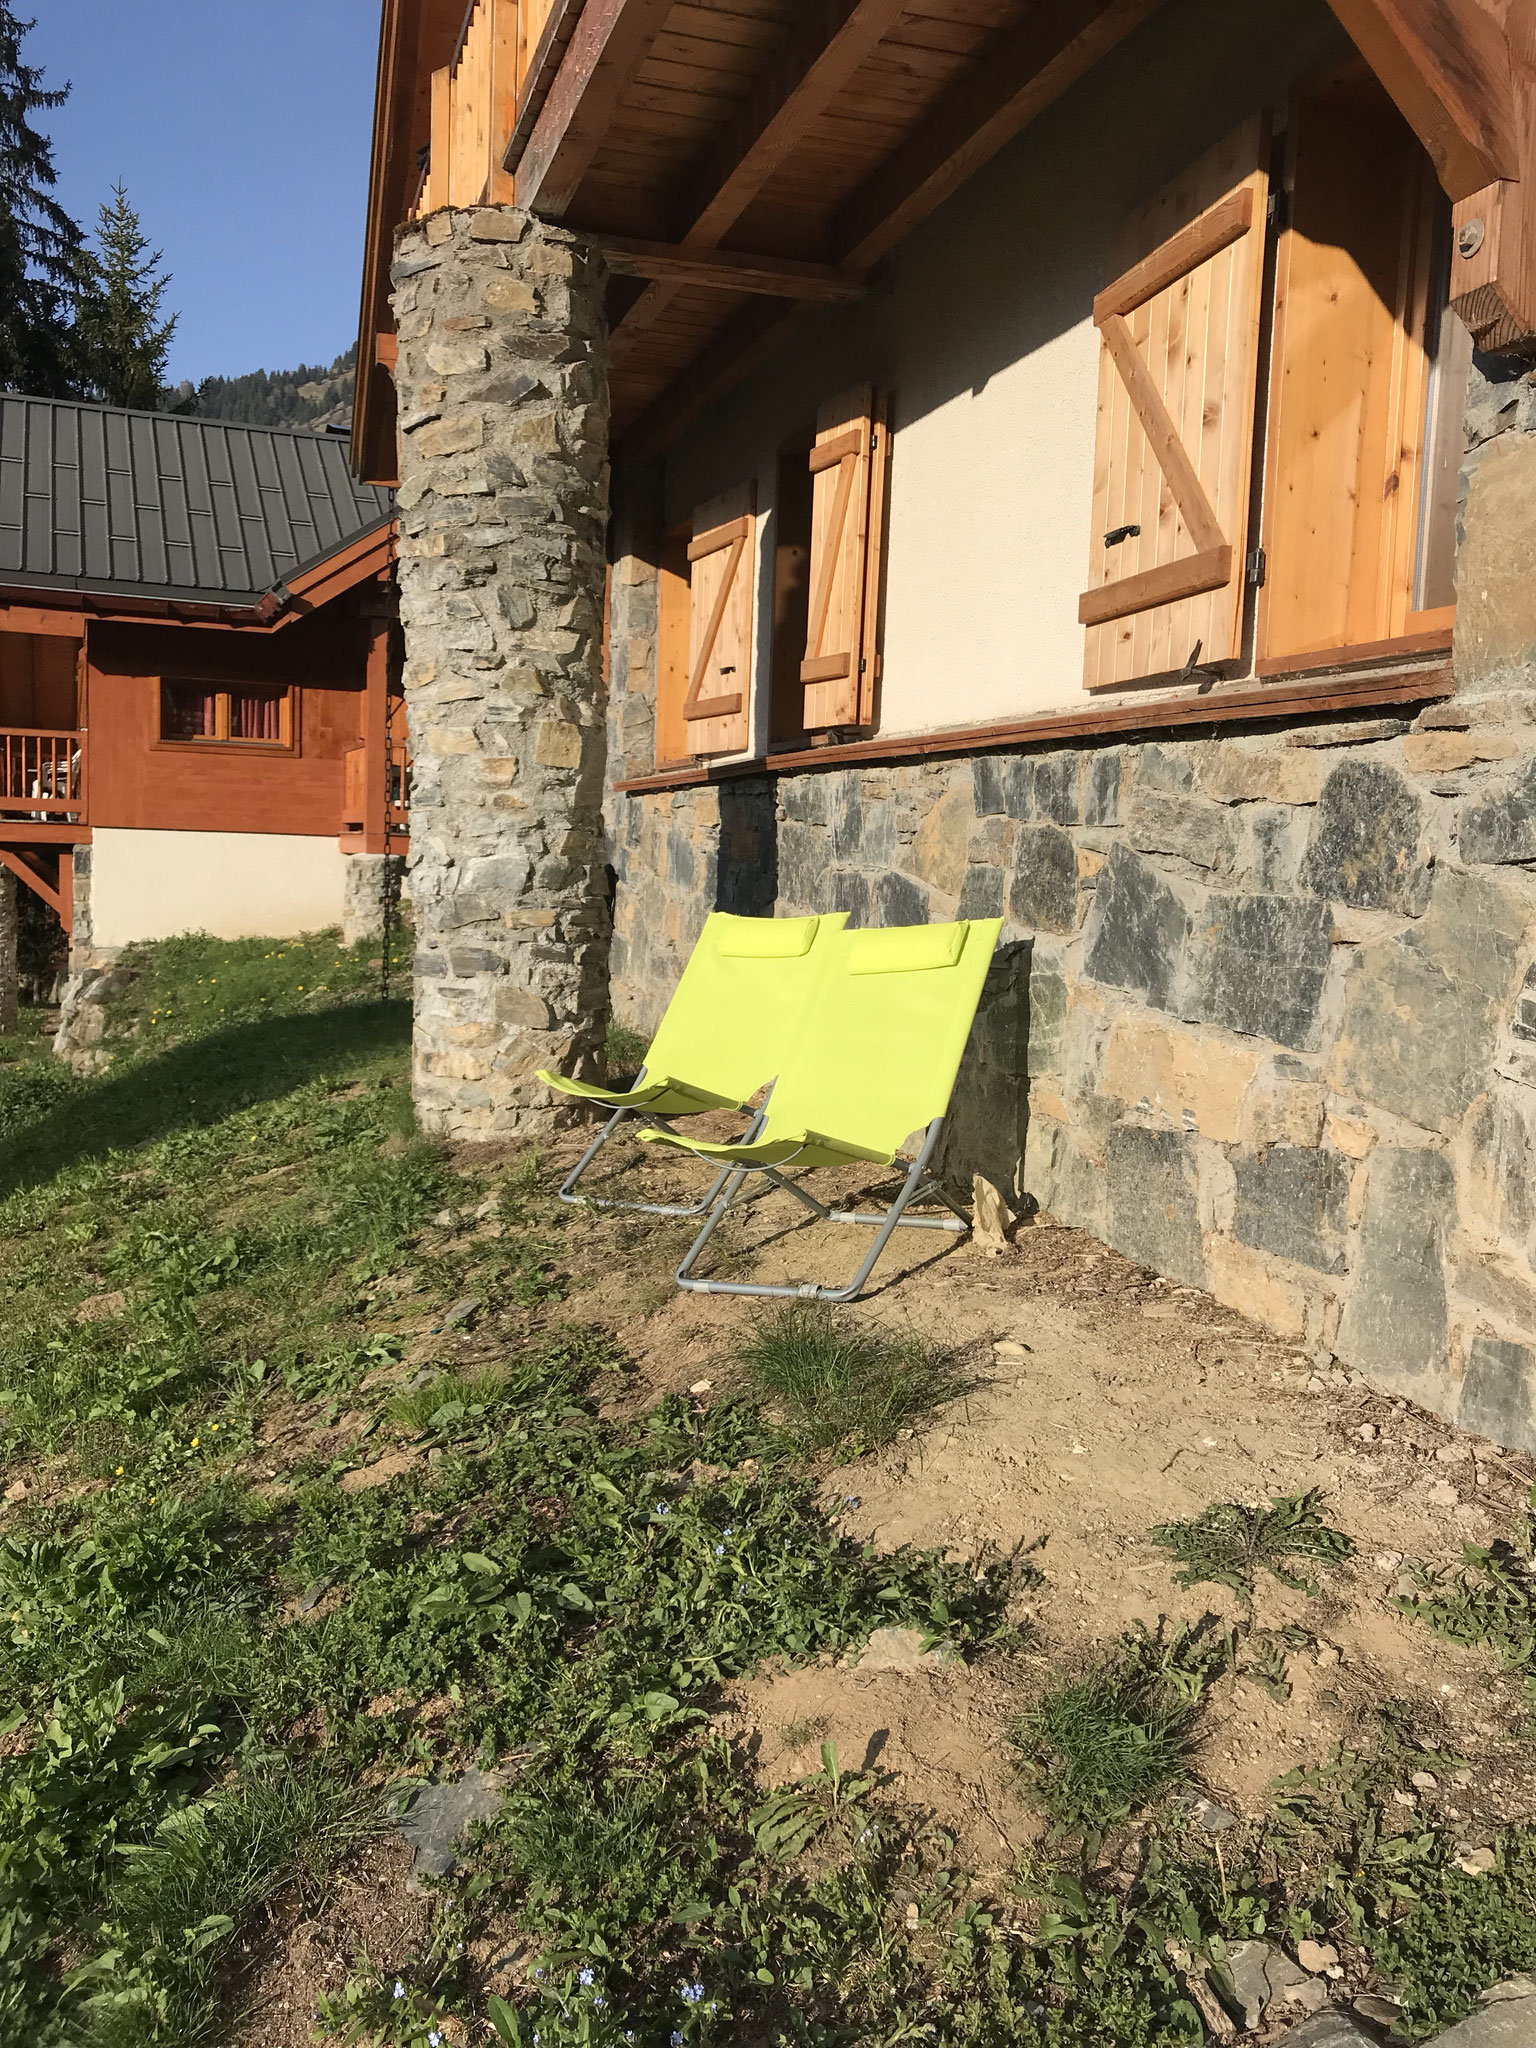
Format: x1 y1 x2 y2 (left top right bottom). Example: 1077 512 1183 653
612 661 1454 796
152 740 297 758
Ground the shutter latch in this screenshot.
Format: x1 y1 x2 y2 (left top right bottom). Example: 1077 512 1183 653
1246 547 1267 587
1103 523 1141 548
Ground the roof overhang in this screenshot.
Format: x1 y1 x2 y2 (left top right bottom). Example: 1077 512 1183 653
353 0 1536 479
0 519 398 634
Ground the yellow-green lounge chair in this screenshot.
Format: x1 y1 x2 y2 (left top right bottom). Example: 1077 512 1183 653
538 910 847 1216
640 917 1004 1300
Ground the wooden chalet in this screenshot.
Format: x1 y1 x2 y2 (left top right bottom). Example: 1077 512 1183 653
0 399 404 962
353 0 1536 1454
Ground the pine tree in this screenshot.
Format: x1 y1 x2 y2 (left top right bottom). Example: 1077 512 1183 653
0 6 82 396
73 183 178 410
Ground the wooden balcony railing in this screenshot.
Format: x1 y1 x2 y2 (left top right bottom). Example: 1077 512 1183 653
0 728 86 822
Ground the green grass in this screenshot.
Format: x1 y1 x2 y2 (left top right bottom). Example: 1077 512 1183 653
1149 1488 1355 1606
604 1018 649 1079
2 941 1535 2048
736 1302 974 1459
1009 1623 1229 1835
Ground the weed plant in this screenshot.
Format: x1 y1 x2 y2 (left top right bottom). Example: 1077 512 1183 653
736 1301 974 1458
1395 1489 1536 1704
1149 1489 1354 1606
1010 1623 1230 1834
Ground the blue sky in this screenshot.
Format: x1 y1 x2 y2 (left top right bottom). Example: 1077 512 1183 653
30 0 382 387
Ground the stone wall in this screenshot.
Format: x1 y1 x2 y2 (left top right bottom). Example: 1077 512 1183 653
603 362 1536 1456
391 206 612 1139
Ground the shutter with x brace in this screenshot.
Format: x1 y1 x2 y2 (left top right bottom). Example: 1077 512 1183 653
684 481 755 757
1080 116 1270 690
802 385 887 730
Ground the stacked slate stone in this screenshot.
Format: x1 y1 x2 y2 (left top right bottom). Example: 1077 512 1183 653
391 206 611 1140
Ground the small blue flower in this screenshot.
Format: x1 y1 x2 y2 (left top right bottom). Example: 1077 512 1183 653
715 1543 725 1556
844 1495 861 1509
593 1994 606 2009
681 1981 705 2004
429 2033 443 2046
671 2034 683 2046
655 1502 670 1517
579 1969 595 1987
393 1981 406 2000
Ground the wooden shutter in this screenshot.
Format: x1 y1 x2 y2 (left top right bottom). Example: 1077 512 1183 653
1257 73 1448 670
802 386 888 730
684 481 755 757
1080 117 1270 691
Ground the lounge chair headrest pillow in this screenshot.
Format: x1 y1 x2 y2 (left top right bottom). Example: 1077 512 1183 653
715 914 820 959
848 922 969 975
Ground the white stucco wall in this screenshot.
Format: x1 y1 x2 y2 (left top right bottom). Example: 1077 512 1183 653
89 828 350 947
654 0 1351 740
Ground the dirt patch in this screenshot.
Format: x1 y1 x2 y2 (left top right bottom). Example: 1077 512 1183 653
340 1448 420 1494
229 1831 430 2048
721 1654 1038 1876
528 1130 1536 1846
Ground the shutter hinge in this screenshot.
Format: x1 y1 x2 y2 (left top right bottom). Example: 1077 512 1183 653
858 657 867 673
1104 523 1141 548
1267 189 1288 232
1246 547 1267 588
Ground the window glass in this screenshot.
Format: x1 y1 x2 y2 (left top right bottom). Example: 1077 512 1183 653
162 682 217 739
231 688 284 742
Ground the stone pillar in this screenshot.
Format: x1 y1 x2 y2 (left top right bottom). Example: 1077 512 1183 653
342 851 409 948
0 867 17 1031
391 207 611 1140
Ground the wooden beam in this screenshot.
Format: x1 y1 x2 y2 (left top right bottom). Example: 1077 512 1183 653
503 0 583 177
621 0 1165 453
515 0 675 218
611 665 1456 794
594 235 866 299
1448 4 1536 348
0 846 66 924
611 0 907 353
1325 0 1518 199
835 0 1165 270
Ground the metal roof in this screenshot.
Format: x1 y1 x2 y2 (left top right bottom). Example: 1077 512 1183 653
0 395 395 607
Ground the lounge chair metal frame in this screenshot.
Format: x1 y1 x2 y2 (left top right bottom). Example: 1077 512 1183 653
557 1078 764 1218
674 1115 972 1302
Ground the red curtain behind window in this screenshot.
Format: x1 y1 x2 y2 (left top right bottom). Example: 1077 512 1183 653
162 682 217 738
231 690 283 741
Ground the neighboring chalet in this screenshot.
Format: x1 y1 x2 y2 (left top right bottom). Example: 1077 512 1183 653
0 397 404 988
354 0 1536 1456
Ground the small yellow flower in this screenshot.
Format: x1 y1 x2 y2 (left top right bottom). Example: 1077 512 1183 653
211 1422 220 1432
191 1436 200 1448
115 1465 124 1476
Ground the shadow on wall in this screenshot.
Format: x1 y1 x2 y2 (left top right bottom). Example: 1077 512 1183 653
716 778 778 916
939 937 1033 1208
0 1001 411 1200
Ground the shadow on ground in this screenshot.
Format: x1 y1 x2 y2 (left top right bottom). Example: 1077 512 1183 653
0 998 411 1199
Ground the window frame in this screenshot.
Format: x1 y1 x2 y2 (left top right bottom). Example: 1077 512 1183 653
155 678 300 755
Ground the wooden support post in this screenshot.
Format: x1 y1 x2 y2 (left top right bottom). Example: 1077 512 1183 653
0 864 16 1031
363 611 391 856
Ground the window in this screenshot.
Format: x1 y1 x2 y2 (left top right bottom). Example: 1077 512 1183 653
1080 73 1469 693
160 681 294 747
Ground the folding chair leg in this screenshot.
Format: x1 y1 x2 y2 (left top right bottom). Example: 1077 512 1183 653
675 1120 971 1303
560 1083 759 1218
